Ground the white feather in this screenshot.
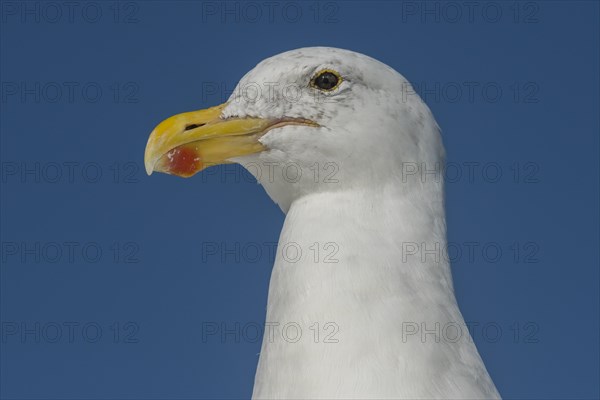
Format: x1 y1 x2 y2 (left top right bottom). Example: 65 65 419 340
227 47 500 399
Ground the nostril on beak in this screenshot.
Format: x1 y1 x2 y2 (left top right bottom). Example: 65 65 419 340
184 123 205 131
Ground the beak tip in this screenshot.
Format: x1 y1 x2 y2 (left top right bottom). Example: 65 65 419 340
144 157 155 176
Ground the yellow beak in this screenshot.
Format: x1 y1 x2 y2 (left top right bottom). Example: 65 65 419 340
144 102 318 178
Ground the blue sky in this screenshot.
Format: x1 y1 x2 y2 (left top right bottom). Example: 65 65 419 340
1 1 598 399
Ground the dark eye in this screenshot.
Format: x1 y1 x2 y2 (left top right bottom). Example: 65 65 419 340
312 70 341 91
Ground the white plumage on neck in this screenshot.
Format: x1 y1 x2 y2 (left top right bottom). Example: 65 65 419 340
252 182 499 399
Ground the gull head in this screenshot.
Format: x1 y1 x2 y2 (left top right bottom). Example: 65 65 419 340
144 47 444 211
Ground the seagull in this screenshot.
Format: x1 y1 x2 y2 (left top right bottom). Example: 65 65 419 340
144 47 501 400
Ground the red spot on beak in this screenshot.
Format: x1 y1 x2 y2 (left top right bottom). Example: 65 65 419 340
164 146 203 178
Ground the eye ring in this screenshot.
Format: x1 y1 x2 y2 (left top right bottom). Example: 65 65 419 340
310 69 342 91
